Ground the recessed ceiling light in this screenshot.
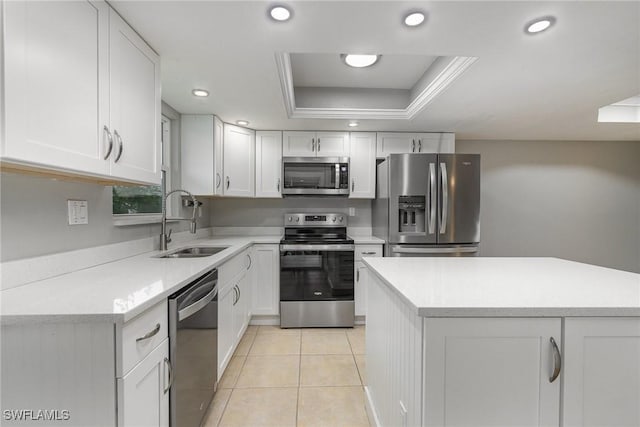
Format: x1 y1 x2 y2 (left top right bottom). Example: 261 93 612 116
341 54 380 68
348 121 359 127
192 89 209 97
404 12 425 27
270 6 291 21
525 16 556 34
236 120 250 126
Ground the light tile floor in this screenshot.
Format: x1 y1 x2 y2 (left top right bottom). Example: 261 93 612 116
203 325 369 427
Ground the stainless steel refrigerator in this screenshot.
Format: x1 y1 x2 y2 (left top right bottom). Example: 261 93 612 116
373 153 481 257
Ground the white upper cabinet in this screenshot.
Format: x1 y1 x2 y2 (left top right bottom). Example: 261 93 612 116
349 132 376 199
376 132 455 158
2 1 161 185
181 115 224 195
282 131 349 157
255 131 283 198
2 0 110 176
108 9 161 184
223 124 255 197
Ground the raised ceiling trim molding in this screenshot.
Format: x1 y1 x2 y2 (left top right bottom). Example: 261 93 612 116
275 52 477 120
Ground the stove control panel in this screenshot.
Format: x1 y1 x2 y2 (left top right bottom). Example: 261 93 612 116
284 213 346 227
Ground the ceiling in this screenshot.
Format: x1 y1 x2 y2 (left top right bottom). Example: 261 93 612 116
110 1 640 141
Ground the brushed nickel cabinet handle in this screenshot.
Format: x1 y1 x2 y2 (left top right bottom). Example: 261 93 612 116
361 251 377 255
163 357 173 394
412 139 416 152
114 130 124 162
277 178 281 192
136 323 161 342
351 179 355 192
226 176 230 190
216 173 221 189
418 139 422 152
103 126 113 159
356 269 360 282
312 138 315 152
549 337 562 383
317 138 320 152
246 254 252 270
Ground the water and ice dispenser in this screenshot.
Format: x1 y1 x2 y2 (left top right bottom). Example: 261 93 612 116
398 196 426 233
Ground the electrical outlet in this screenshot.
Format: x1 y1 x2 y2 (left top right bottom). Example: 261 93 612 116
68 200 88 225
349 207 356 216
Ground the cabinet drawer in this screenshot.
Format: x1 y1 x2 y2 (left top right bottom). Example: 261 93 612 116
117 300 168 377
355 245 383 261
219 248 251 287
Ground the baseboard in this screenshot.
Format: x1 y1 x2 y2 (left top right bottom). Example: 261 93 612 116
364 386 382 427
249 315 280 326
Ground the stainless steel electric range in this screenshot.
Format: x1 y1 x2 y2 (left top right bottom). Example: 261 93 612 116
279 213 355 328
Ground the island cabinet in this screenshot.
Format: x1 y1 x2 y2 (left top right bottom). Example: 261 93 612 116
217 248 253 378
364 265 640 427
2 0 161 185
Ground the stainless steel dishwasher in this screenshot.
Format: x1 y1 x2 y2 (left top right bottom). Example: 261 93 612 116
168 268 218 427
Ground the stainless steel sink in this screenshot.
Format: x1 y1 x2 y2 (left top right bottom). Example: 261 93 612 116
157 246 229 258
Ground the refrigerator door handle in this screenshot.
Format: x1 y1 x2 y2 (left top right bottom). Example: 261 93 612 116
439 162 448 234
428 163 436 234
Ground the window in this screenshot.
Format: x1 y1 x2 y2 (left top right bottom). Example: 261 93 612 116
112 116 171 220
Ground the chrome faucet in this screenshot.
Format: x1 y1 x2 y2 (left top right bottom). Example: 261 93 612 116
160 189 198 251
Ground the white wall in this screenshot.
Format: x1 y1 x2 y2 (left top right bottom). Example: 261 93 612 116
456 140 640 273
0 103 211 262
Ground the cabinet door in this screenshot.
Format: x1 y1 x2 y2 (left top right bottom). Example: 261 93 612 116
416 133 455 153
109 9 161 185
223 124 255 197
251 244 280 316
233 273 249 342
117 338 169 427
563 318 640 427
217 284 235 379
181 115 224 195
282 131 315 156
376 133 416 158
424 318 561 427
354 261 368 317
316 132 350 157
3 0 110 176
349 132 376 199
255 131 283 198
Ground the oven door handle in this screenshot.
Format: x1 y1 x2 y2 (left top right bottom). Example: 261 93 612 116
280 244 355 251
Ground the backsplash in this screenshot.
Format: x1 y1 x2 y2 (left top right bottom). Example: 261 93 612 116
207 197 372 228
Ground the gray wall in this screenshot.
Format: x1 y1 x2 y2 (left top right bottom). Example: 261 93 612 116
207 198 372 228
0 103 211 262
456 140 640 273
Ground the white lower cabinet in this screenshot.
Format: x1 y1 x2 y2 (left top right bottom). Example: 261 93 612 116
562 317 640 427
251 244 280 316
354 244 383 317
423 317 561 427
217 249 253 378
117 338 169 427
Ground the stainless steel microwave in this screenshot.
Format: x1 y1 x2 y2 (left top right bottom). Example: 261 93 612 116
282 157 349 196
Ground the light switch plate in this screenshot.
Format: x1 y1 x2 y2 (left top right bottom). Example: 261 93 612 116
68 200 88 225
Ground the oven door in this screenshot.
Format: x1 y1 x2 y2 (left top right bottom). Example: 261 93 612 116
279 244 355 302
282 157 349 196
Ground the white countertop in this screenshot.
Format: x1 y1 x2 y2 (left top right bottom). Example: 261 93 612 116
362 257 640 317
0 236 281 324
349 235 385 245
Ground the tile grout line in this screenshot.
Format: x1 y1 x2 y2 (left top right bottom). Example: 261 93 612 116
296 329 302 426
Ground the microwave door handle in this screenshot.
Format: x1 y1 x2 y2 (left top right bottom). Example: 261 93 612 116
335 164 340 189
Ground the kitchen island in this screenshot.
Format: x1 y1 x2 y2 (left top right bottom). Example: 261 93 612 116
362 257 640 427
